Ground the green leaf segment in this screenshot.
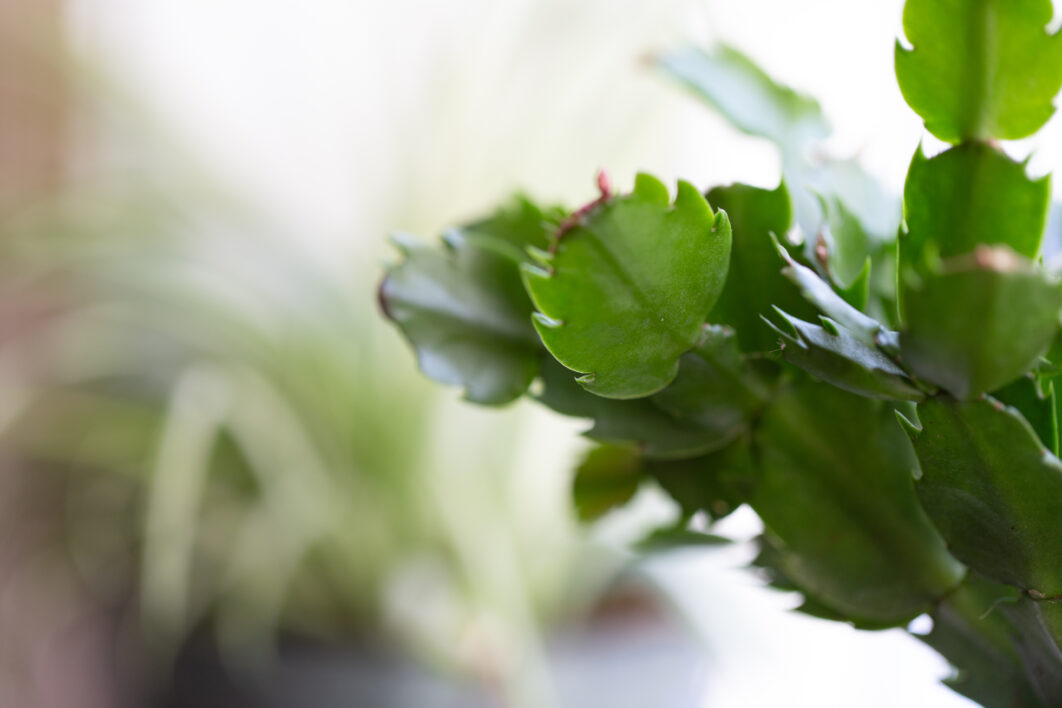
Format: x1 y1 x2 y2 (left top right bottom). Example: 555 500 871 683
901 143 1051 276
753 383 963 624
523 174 731 399
900 249 1062 398
380 2 1062 703
380 228 542 405
896 0 1062 143
901 397 1062 596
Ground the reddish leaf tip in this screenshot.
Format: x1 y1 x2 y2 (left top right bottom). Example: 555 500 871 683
596 169 612 199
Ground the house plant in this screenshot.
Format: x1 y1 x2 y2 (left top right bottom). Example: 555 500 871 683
380 0 1062 704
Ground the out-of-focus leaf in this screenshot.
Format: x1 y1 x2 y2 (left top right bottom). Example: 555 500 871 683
806 194 886 314
993 375 1058 454
657 45 829 155
706 182 819 352
900 247 1062 399
895 0 1062 142
835 258 871 311
572 444 642 521
901 143 1050 276
792 595 851 624
652 325 772 435
571 437 754 526
820 196 876 290
902 395 1062 596
634 524 731 552
461 195 565 258
523 174 731 399
791 161 902 277
658 44 833 235
818 158 902 242
867 246 901 329
751 382 964 624
1003 599 1062 699
1036 332 1062 455
753 533 893 628
750 536 801 593
381 229 542 405
535 356 738 459
658 45 902 248
922 574 1055 708
643 436 753 520
766 311 924 401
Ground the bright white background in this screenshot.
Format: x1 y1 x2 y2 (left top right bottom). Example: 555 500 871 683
65 1 1062 705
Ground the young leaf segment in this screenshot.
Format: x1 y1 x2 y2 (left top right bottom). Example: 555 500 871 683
380 0 1062 704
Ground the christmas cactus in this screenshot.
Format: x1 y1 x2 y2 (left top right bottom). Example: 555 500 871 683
379 0 1062 704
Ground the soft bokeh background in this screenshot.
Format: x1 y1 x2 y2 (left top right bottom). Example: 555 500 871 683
7 0 1062 705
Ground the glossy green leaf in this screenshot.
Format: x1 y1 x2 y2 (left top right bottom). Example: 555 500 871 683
572 444 641 521
652 325 772 435
658 45 829 155
380 230 542 404
706 182 819 352
773 237 897 350
523 174 731 399
751 382 964 624
902 143 1050 276
900 248 1062 399
766 311 924 401
902 395 1062 596
535 356 739 459
895 0 1062 142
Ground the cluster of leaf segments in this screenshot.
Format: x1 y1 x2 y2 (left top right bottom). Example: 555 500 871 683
381 0 1062 705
